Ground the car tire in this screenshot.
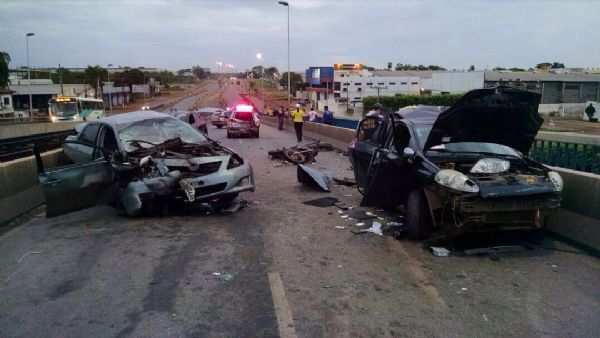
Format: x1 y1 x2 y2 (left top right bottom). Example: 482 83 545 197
217 125 223 129
227 131 231 138
255 129 260 138
406 189 432 240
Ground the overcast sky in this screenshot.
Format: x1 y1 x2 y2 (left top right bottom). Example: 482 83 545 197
1 0 599 72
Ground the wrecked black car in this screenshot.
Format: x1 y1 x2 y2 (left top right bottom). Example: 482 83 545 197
37 111 254 217
349 87 563 239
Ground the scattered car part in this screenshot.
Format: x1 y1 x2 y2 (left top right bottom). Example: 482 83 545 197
297 163 332 192
302 197 339 207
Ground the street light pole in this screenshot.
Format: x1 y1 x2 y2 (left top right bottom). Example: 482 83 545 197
26 32 34 120
278 1 290 106
107 63 113 113
256 53 263 108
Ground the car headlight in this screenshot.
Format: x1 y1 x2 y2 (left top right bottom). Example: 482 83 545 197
435 169 479 193
470 158 510 174
548 171 563 192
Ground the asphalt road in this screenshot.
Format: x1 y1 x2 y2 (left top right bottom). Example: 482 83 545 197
1 82 599 337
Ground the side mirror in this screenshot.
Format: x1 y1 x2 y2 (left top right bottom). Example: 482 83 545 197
402 147 416 159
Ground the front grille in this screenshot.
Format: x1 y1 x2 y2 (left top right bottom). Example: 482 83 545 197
195 182 227 196
171 161 222 175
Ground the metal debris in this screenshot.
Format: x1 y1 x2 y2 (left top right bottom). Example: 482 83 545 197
430 247 451 257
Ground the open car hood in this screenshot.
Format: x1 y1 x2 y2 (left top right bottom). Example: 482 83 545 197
423 87 542 154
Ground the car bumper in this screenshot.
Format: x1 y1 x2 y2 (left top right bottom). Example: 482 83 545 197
454 194 561 230
228 127 257 135
120 162 254 216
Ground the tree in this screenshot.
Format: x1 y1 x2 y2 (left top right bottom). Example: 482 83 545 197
191 66 208 80
387 62 392 70
535 62 552 71
509 67 526 72
363 65 376 71
0 52 11 88
493 67 506 71
279 71 303 92
251 65 264 79
468 65 475 71
264 66 278 79
551 62 565 69
84 65 107 98
113 68 145 92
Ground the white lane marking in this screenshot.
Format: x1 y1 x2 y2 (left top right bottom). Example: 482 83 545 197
268 272 297 338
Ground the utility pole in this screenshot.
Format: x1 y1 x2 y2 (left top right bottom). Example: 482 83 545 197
107 63 113 113
370 85 388 103
59 63 64 95
26 32 35 120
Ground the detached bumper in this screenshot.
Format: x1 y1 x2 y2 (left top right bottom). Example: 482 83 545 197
455 194 561 229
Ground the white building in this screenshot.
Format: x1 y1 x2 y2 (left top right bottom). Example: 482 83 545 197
0 88 15 118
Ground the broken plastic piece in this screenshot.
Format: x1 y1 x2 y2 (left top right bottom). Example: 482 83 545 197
430 247 451 257
297 163 332 192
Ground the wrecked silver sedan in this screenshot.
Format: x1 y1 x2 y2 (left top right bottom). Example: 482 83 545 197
36 110 254 217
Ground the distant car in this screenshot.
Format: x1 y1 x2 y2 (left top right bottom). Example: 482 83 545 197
212 110 232 129
141 105 150 110
227 104 260 138
47 111 254 217
196 107 221 123
349 87 563 239
165 111 208 134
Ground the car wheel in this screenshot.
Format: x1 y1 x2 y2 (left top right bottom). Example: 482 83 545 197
217 125 223 129
406 189 432 240
227 131 231 138
255 129 260 138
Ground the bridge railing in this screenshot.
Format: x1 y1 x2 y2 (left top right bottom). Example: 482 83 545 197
530 132 600 174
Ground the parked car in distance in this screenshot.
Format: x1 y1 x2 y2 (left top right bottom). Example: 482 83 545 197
349 86 563 239
227 104 260 138
48 110 254 218
165 110 208 134
212 110 233 129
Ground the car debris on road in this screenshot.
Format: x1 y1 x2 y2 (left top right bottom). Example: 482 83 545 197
297 163 332 191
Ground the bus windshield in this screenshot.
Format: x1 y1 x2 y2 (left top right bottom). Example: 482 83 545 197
50 102 78 116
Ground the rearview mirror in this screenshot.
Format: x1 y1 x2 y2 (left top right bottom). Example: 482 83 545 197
402 147 415 159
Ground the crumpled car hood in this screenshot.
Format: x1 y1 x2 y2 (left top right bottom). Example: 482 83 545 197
423 87 542 154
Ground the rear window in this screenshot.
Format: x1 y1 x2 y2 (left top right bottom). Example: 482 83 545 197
221 111 232 117
233 112 253 121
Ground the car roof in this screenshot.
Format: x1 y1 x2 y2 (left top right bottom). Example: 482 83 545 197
394 105 446 125
99 110 174 129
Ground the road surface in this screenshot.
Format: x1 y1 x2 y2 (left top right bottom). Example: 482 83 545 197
1 81 599 337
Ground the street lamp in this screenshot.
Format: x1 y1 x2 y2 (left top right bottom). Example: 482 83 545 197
278 1 290 105
26 32 34 120
256 53 263 106
107 63 113 113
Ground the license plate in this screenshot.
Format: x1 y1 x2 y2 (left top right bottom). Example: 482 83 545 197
179 179 195 202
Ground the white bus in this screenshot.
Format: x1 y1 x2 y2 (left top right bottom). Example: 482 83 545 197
48 96 106 122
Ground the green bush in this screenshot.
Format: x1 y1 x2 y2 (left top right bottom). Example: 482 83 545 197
363 93 464 112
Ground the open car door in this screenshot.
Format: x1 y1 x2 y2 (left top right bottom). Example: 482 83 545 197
360 116 413 207
349 115 388 192
35 142 116 218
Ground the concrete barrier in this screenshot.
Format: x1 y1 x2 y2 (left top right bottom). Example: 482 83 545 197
545 167 600 251
261 116 355 150
0 149 65 224
0 121 79 140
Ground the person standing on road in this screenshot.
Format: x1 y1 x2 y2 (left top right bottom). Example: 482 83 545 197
307 106 318 122
291 103 306 142
277 105 285 130
323 105 334 125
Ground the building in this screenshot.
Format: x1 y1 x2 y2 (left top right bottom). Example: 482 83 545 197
0 88 15 118
301 64 433 120
431 71 600 116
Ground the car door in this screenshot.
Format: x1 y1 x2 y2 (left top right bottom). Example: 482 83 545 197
359 121 414 207
64 123 101 163
349 116 388 191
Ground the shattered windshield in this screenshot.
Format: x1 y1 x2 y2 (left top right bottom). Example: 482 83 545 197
117 117 207 152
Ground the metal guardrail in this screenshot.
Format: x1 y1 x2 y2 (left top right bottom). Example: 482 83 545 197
530 140 599 174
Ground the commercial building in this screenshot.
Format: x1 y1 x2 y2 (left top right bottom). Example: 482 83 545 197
301 64 433 120
431 71 600 116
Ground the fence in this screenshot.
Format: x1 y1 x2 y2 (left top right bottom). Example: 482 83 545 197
530 139 600 174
